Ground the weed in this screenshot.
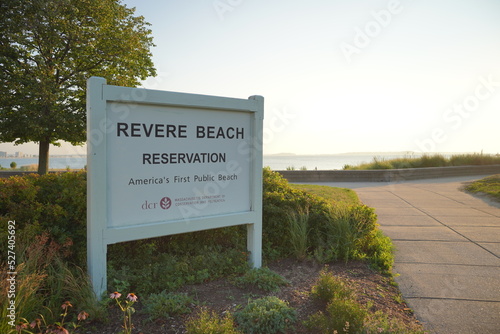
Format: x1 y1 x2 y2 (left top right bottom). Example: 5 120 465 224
143 291 195 321
305 297 367 333
235 296 296 334
232 267 289 292
186 308 241 334
363 310 427 333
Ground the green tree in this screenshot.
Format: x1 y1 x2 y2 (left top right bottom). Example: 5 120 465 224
0 0 156 174
10 161 17 169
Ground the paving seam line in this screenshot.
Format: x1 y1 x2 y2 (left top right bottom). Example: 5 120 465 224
386 190 500 260
395 261 500 268
410 184 500 218
405 296 500 303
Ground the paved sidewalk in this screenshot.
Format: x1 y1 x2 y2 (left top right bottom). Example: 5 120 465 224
306 175 500 334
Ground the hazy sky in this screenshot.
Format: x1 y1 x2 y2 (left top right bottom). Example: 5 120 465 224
2 0 499 155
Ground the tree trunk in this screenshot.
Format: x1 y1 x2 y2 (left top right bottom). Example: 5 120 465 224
38 139 50 175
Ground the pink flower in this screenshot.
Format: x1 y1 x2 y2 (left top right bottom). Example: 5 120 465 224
16 322 28 331
127 293 138 302
49 325 69 334
30 318 41 328
110 291 122 299
61 301 72 310
77 311 89 321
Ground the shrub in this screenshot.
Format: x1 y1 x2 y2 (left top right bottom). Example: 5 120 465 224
364 230 394 274
262 167 332 258
311 270 355 302
232 267 289 292
235 296 296 334
309 204 385 264
143 291 195 321
186 308 241 334
305 298 367 334
263 168 394 272
0 172 87 264
108 244 249 295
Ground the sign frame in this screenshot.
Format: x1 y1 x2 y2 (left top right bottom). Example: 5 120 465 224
86 77 263 298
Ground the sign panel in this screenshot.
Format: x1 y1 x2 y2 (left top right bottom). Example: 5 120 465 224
87 77 263 298
106 104 252 227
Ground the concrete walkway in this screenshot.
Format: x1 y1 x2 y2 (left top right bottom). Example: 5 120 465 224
304 175 500 334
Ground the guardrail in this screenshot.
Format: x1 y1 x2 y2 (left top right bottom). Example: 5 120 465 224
277 165 500 182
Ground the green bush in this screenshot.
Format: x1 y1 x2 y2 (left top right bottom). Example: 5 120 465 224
107 244 249 294
1 169 392 277
364 230 394 274
311 270 355 302
235 296 296 334
143 291 194 321
305 298 367 334
263 168 393 272
262 167 332 258
186 308 241 334
232 267 289 292
0 172 87 264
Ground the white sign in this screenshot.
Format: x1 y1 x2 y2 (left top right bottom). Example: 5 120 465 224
107 103 252 227
87 77 263 298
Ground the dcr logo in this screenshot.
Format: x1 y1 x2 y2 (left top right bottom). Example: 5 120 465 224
141 197 172 210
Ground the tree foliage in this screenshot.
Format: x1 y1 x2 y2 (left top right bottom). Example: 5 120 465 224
0 0 156 173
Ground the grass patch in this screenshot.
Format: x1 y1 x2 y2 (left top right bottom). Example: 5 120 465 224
186 308 240 334
291 183 360 206
142 291 195 321
344 153 500 170
232 267 289 292
464 174 500 202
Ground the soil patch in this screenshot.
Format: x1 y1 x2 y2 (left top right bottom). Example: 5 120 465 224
87 259 425 333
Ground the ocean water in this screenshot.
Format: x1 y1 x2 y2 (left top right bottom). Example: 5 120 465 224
1 152 436 171
263 153 429 170
0 156 87 170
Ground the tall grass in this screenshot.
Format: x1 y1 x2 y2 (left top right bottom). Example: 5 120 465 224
344 153 500 170
287 209 309 260
0 227 102 332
